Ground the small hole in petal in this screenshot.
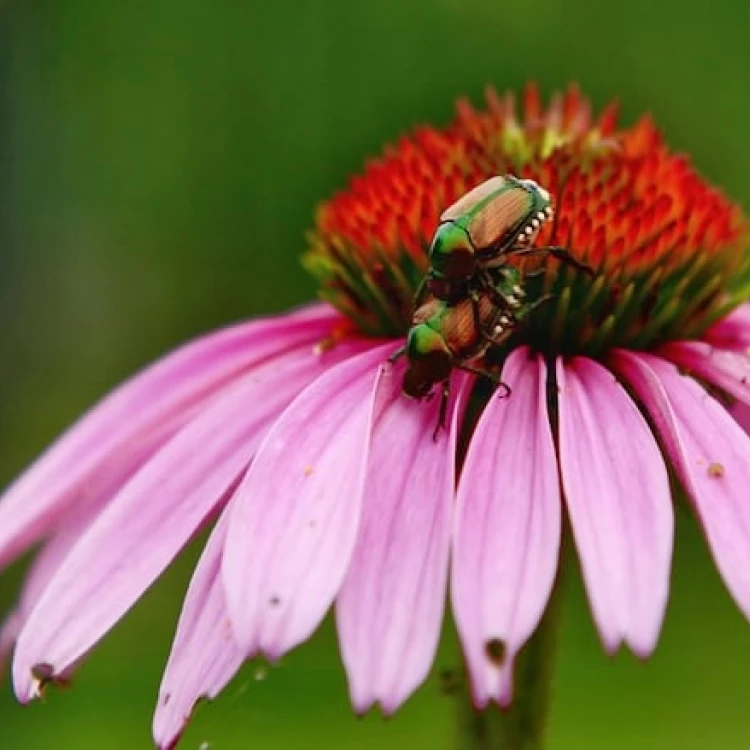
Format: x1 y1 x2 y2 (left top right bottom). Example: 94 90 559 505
708 462 725 477
162 693 171 706
485 638 507 666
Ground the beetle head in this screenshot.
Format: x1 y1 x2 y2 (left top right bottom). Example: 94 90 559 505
402 324 452 399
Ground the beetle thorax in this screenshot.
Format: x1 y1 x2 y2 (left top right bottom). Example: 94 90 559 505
428 222 476 282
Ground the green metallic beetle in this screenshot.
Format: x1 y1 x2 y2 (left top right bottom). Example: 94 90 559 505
424 174 554 301
423 174 592 305
391 266 536 433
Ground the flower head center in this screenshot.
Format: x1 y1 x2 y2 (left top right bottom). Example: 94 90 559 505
304 85 749 357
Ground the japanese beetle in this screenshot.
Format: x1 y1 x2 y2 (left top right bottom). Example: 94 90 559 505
391 267 532 434
425 175 553 301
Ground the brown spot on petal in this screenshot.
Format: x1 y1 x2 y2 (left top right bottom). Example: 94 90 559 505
269 595 281 607
708 462 725 478
162 693 171 706
303 466 314 476
485 638 507 666
223 619 233 640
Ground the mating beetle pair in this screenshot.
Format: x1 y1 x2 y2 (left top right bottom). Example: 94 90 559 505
392 174 590 429
397 265 541 434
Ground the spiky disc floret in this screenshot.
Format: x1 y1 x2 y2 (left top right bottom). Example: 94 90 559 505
304 84 749 354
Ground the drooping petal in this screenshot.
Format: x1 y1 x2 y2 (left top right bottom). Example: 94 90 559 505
610 350 750 622
659 340 750 406
557 356 673 656
223 344 392 661
12 338 367 700
336 365 464 714
0 505 101 665
704 303 750 352
153 512 242 750
452 348 561 707
0 303 340 570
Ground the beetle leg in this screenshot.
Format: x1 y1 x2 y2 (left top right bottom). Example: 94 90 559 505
388 344 406 364
412 276 429 309
455 363 513 400
432 380 451 441
544 246 596 276
455 362 500 381
525 293 555 314
508 245 595 276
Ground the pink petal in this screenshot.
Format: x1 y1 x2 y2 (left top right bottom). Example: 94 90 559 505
223 344 392 660
557 356 673 657
610 350 750 623
452 348 561 707
659 340 750 406
12 338 366 700
1 505 100 665
153 512 242 750
704 303 750 352
730 401 750 436
0 303 340 569
336 365 463 714
0 613 21 668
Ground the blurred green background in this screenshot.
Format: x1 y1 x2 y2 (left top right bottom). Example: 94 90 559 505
2 1 750 748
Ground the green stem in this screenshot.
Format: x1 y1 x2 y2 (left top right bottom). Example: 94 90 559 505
455 572 567 750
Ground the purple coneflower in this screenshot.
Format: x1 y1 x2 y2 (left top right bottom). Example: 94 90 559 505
2 84 750 749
